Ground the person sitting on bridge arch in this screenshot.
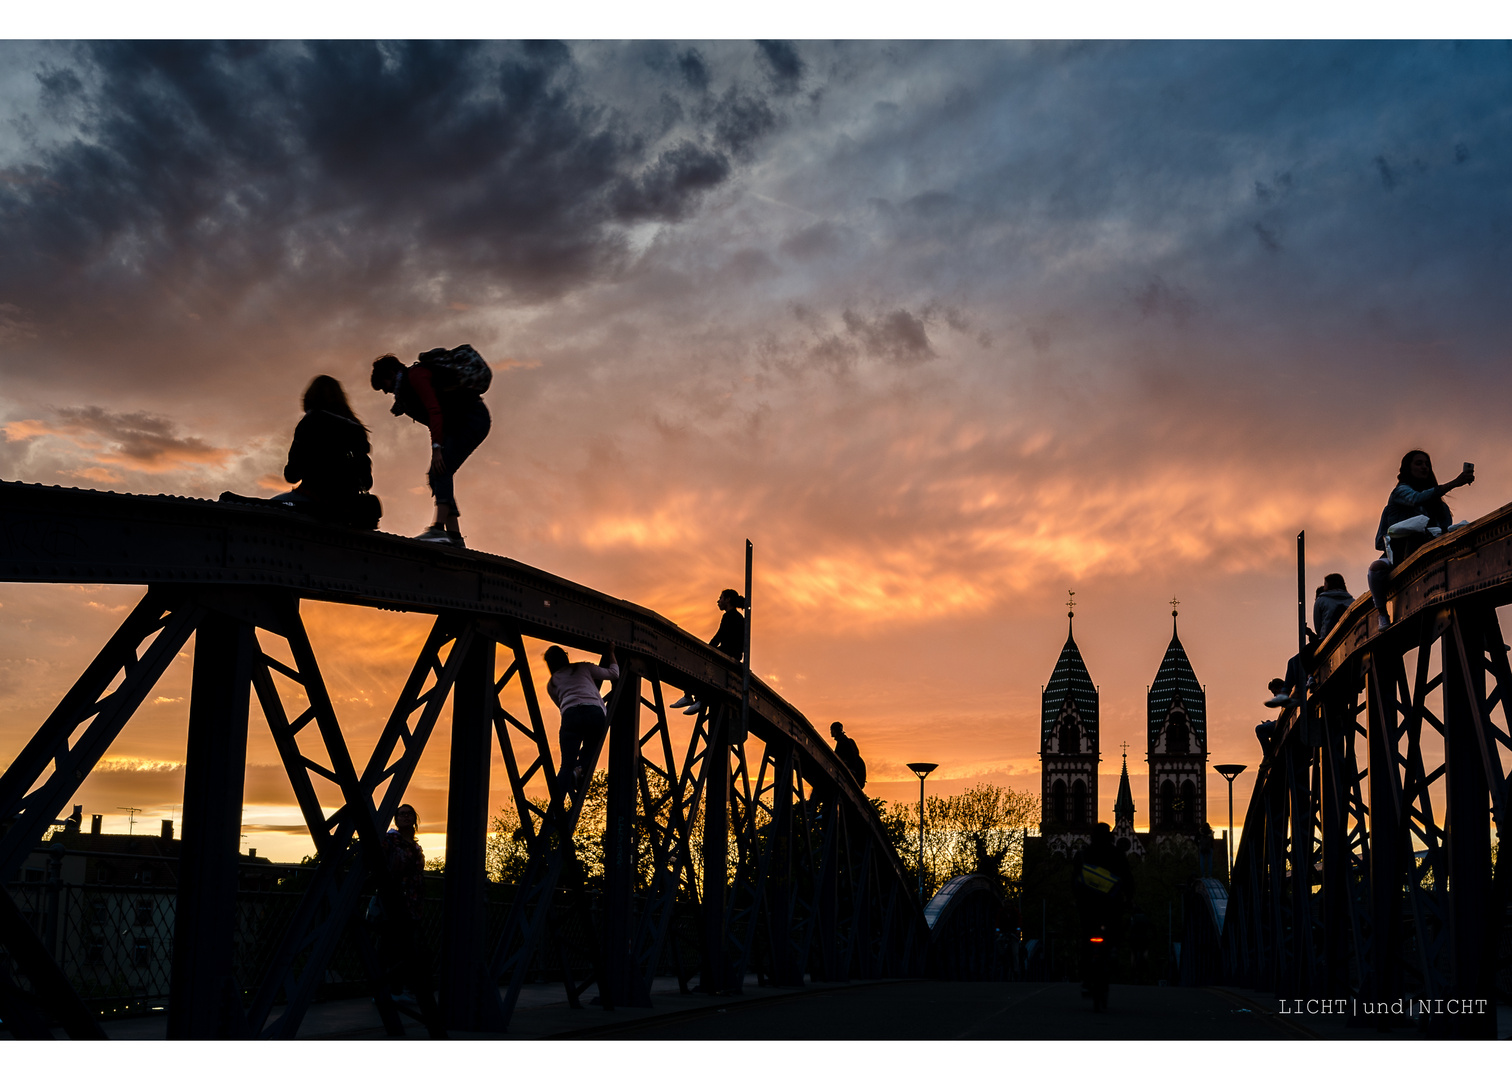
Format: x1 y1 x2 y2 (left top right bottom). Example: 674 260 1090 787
669 589 748 715
830 722 866 788
371 351 491 549
1366 449 1474 631
276 375 381 529
1313 573 1354 642
544 642 619 794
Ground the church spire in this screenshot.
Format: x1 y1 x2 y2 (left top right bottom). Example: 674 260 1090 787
1114 743 1135 828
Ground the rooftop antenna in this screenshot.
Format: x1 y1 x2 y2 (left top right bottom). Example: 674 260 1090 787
117 806 142 835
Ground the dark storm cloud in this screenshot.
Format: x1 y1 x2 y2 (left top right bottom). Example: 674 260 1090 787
756 41 804 96
0 41 794 380
841 307 934 365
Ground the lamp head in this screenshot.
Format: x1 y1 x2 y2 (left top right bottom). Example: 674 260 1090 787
905 762 939 780
1214 763 1247 782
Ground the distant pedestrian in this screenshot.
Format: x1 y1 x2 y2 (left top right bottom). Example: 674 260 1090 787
670 589 747 714
371 347 492 548
545 642 619 794
830 722 866 788
376 803 429 1006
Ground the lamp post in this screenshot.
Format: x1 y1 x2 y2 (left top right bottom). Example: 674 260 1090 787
1214 763 1247 883
905 762 938 902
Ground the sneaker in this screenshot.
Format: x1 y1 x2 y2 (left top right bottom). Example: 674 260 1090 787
1264 694 1291 708
683 702 702 715
1377 613 1391 631
414 526 451 542
669 694 693 709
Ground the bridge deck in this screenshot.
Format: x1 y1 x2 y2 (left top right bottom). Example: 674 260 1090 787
15 979 1499 1040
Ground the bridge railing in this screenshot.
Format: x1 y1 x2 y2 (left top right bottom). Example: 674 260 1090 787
0 483 927 1038
1220 500 1512 1035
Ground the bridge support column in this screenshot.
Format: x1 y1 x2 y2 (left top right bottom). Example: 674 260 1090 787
1286 734 1314 997
1318 696 1351 997
441 633 495 1031
700 706 730 993
1364 654 1402 1023
815 802 839 982
1441 611 1495 1037
168 609 255 1039
603 671 642 1007
769 745 801 986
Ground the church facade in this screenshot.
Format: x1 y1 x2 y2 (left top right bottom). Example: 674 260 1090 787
1038 606 1209 857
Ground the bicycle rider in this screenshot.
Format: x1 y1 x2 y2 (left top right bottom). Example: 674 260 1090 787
1071 822 1134 1003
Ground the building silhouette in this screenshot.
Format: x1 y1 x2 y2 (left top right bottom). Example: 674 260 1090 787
1038 604 1209 856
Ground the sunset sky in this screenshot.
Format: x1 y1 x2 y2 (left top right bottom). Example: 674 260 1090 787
5 35 1512 863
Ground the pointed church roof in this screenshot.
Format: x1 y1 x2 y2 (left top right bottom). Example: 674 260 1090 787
1114 749 1136 824
1148 609 1205 740
1043 613 1098 738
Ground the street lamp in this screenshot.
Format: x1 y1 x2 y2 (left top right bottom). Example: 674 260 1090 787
905 762 938 902
1213 764 1247 884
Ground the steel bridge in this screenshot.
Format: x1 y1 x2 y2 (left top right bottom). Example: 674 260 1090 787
0 481 967 1038
1221 500 1512 1036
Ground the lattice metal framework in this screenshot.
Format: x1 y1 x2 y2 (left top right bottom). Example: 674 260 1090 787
0 483 925 1037
1221 503 1512 1036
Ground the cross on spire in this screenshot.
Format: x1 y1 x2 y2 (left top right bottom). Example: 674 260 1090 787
1169 595 1180 619
1066 590 1077 619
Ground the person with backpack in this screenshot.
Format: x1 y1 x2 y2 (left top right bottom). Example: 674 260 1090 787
371 345 492 548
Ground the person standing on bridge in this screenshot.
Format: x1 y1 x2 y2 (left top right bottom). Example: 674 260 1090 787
371 349 492 549
670 589 747 714
1366 450 1474 630
545 642 619 793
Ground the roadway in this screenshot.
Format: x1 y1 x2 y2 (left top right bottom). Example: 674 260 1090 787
18 977 1505 1039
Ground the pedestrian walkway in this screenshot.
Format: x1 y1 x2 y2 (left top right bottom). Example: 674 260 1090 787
15 978 1510 1039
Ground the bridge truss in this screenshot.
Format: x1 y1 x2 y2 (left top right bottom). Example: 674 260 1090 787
1222 502 1512 1036
0 483 925 1037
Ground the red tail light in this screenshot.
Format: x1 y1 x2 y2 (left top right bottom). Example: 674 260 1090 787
1089 936 1104 944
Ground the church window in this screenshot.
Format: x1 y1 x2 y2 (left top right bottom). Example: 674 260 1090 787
1071 779 1087 825
1050 780 1066 823
1166 716 1190 755
1159 780 1176 828
1058 716 1079 755
1180 780 1197 827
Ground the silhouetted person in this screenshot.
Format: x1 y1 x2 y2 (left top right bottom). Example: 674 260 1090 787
1071 823 1133 992
371 350 491 548
830 722 866 788
545 643 619 793
376 803 429 1006
670 589 747 714
277 375 381 528
1367 449 1473 630
1313 573 1354 642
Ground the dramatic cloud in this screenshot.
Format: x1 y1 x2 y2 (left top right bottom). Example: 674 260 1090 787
6 41 1512 847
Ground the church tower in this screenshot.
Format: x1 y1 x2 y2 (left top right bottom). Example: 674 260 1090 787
1147 604 1208 836
1040 599 1099 833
